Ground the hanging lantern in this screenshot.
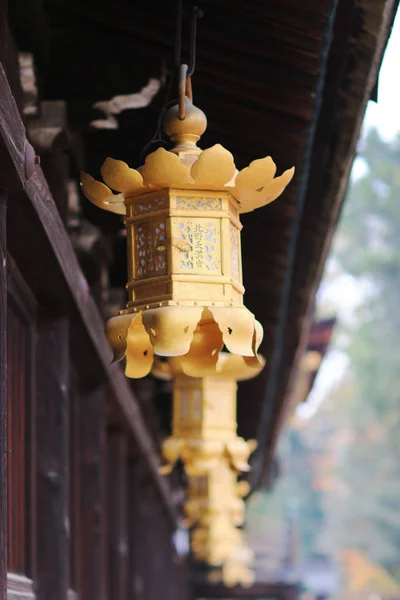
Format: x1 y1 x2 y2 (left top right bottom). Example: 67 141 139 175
81 98 294 379
190 499 255 578
208 547 256 589
184 457 246 528
191 512 249 565
184 457 253 572
152 352 264 474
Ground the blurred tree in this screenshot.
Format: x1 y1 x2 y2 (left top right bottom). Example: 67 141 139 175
247 130 400 588
315 128 400 581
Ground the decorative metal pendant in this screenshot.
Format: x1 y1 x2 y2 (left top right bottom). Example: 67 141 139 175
81 100 294 379
152 352 264 475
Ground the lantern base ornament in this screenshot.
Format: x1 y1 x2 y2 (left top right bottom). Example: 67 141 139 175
153 354 264 575
81 99 294 379
152 353 263 475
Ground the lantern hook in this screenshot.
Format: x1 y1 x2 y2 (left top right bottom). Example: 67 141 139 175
175 1 203 120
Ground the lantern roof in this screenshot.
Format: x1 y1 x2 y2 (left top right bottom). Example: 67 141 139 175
81 99 294 216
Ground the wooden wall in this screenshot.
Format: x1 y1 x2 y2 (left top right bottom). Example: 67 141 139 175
0 8 190 599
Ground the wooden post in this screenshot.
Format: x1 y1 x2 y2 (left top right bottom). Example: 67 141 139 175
78 387 106 600
0 190 7 600
127 458 149 600
0 0 8 595
68 378 80 593
107 430 128 600
35 317 69 600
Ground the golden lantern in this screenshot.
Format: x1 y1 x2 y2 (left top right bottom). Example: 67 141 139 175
208 548 256 588
191 513 248 565
81 99 294 379
152 354 263 573
184 457 254 575
152 352 264 474
190 496 255 578
184 457 246 527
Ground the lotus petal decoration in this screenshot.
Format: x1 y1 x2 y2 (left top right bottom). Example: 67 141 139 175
100 157 144 193
142 305 203 357
234 156 277 191
125 313 154 379
214 353 266 381
141 147 194 188
80 173 125 215
231 161 295 214
191 144 236 187
153 350 265 381
170 320 224 378
105 313 137 362
81 138 293 215
106 306 262 379
209 306 258 357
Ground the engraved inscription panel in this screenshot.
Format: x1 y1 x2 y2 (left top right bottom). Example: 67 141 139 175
175 218 221 275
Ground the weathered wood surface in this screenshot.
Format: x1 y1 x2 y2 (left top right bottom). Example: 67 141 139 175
6 260 37 581
35 317 69 600
127 460 145 600
0 191 7 600
0 1 8 596
259 0 399 474
77 388 106 600
192 581 301 599
0 59 176 525
107 430 128 600
68 377 79 593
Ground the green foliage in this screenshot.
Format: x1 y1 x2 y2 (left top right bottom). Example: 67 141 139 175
247 130 400 583
316 128 400 579
247 426 325 562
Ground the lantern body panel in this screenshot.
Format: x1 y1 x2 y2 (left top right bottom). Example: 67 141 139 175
186 459 245 526
173 374 237 441
125 189 243 311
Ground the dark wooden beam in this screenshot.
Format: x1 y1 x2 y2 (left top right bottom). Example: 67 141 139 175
263 0 399 470
107 430 128 600
192 581 301 599
77 387 106 600
77 389 106 600
35 317 69 600
0 190 7 600
128 458 167 600
68 376 80 593
0 60 177 526
0 0 8 594
127 459 145 600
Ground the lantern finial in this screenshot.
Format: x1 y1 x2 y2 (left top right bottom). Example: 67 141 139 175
163 98 207 158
